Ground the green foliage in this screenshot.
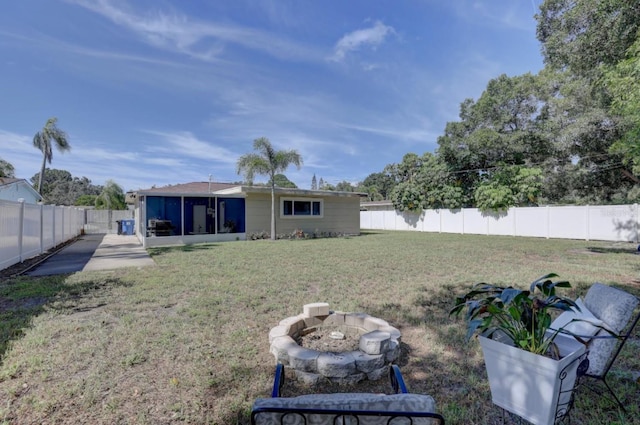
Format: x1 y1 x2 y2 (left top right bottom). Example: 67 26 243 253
95 180 126 210
268 173 297 188
357 1 640 208
605 35 640 176
31 169 102 206
236 137 303 186
359 172 396 201
0 158 15 178
536 0 640 79
388 152 466 211
450 273 578 356
474 166 543 212
335 180 355 192
74 194 97 206
390 181 425 212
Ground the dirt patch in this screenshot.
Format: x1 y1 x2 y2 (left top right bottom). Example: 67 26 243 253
296 326 362 353
0 296 48 311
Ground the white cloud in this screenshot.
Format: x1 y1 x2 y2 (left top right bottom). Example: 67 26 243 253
0 130 32 152
143 130 238 164
330 21 395 62
67 0 322 62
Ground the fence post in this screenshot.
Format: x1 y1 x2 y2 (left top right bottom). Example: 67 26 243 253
39 203 44 254
546 205 550 239
18 199 25 262
633 204 640 243
52 207 56 246
585 205 590 241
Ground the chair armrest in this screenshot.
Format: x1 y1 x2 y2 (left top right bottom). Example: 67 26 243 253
271 363 285 397
389 364 408 394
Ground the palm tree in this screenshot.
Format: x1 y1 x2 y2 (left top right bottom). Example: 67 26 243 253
236 137 303 240
33 117 71 195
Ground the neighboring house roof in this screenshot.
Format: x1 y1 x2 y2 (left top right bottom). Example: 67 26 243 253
0 178 43 203
0 178 21 185
134 182 367 198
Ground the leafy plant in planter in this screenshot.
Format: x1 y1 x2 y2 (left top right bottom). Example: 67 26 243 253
450 273 590 425
450 272 580 358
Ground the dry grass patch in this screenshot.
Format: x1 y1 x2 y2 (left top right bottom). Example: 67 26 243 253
0 231 638 424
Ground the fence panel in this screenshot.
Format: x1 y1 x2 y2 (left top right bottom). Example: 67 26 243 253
462 209 487 235
22 204 42 260
440 209 464 234
588 205 637 242
515 207 548 238
360 204 640 242
548 206 587 240
487 210 515 236
85 209 134 234
42 205 55 251
54 207 64 245
0 200 86 271
423 210 441 232
0 200 21 270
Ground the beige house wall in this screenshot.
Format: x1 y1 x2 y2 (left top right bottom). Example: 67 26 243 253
245 193 361 236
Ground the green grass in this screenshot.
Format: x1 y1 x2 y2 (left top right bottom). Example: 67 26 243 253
0 231 638 424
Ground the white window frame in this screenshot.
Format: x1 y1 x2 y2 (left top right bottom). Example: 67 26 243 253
280 197 323 218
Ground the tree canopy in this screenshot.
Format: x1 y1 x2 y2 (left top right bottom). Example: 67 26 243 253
0 159 15 178
28 168 125 207
268 173 298 188
95 179 126 210
352 0 640 211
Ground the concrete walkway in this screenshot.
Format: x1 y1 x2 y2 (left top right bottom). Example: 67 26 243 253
27 233 155 276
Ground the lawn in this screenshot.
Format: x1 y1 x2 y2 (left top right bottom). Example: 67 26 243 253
0 231 638 424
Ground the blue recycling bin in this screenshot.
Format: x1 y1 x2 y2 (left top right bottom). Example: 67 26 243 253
120 219 135 235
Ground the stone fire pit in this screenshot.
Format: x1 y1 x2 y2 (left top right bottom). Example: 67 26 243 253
269 303 401 385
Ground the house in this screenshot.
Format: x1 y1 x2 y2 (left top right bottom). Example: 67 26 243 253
132 182 365 247
0 178 43 204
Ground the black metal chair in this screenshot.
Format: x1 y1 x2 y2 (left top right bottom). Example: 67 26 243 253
251 363 445 424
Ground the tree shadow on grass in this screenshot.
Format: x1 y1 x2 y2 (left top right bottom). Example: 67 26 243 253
586 246 639 255
0 274 132 360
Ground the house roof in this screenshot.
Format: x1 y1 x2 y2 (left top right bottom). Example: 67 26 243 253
216 185 367 198
135 182 238 196
134 182 366 198
0 178 43 202
0 178 22 187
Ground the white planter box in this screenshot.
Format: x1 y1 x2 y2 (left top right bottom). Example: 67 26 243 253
479 334 586 425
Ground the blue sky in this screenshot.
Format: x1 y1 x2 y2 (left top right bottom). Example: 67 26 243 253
0 0 544 192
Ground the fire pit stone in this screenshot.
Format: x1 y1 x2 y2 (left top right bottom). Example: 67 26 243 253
269 303 401 384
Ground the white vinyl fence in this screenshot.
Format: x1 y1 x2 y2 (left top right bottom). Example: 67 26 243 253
0 200 85 271
83 209 134 234
361 204 640 243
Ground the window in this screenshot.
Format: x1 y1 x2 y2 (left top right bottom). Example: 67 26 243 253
281 198 323 218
